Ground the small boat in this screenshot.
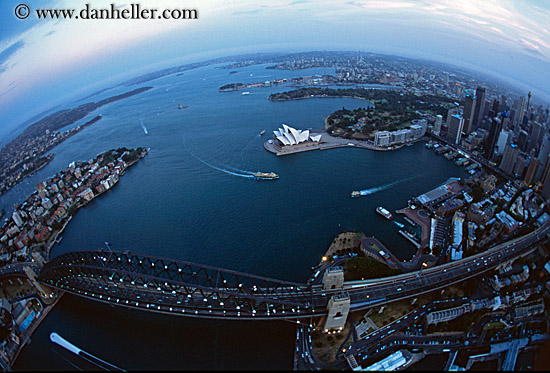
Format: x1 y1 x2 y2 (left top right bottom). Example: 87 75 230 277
242 91 250 95
376 206 393 220
260 130 266 135
351 191 361 198
253 172 279 180
177 105 189 109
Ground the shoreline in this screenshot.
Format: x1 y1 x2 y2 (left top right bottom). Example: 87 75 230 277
264 129 408 156
2 148 149 370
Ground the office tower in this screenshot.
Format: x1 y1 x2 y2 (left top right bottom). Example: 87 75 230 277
444 72 449 86
484 117 502 160
499 143 520 175
463 94 476 135
473 86 486 129
433 115 443 136
446 107 459 129
446 115 464 145
496 130 512 155
535 134 550 181
488 100 499 118
517 130 529 152
524 158 540 186
513 96 527 128
513 154 528 178
527 122 544 153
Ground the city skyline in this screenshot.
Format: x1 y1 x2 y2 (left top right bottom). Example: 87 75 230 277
0 0 549 140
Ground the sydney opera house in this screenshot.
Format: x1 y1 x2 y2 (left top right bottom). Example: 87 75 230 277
273 124 322 146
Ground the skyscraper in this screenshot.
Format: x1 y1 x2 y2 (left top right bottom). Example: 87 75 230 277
463 94 476 135
473 86 486 129
526 121 544 153
484 117 502 160
513 96 527 128
499 143 520 175
446 115 464 145
524 158 540 186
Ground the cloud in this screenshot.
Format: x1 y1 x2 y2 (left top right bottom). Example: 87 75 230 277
0 40 24 71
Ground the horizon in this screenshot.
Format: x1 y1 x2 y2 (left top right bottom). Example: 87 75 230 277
1 0 550 141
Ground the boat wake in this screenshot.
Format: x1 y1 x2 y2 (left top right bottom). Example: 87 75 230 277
140 120 148 135
183 141 254 179
393 221 405 228
356 176 419 197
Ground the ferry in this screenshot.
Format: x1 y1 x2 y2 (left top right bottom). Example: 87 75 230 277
376 206 393 220
253 172 279 180
351 191 361 198
260 130 266 135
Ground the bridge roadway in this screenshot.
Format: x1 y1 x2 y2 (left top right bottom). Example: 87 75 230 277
38 221 550 320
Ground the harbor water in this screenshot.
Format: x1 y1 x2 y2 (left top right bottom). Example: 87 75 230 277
6 63 468 370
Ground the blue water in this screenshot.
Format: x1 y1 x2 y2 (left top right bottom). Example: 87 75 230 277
10 62 467 370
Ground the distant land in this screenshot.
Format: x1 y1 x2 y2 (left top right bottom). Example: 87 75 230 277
0 87 152 197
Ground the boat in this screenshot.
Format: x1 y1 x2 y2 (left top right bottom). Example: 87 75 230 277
376 206 393 220
242 91 250 95
351 191 361 198
253 172 279 180
177 105 189 109
260 130 266 135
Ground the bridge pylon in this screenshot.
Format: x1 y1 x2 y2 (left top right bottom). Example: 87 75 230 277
323 292 350 333
322 266 344 290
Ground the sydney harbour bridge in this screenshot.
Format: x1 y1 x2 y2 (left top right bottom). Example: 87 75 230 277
36 220 549 321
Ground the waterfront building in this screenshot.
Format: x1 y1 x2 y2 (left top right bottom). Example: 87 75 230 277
411 119 427 137
499 143 520 176
445 107 459 129
473 86 486 129
272 123 321 146
463 94 476 135
78 188 94 202
11 211 24 228
446 114 464 145
433 114 442 136
374 131 391 146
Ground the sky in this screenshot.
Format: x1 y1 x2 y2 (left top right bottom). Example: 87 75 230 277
0 0 549 141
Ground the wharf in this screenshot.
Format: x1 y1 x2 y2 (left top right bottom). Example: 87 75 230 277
396 207 431 248
264 131 398 156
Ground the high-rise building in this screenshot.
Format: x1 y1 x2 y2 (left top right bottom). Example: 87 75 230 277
513 154 528 178
473 86 486 129
535 134 550 182
496 130 512 155
446 115 464 145
517 130 529 152
527 121 544 153
524 158 540 186
463 94 476 135
484 117 502 160
499 143 520 175
513 96 527 128
433 115 443 136
446 107 460 129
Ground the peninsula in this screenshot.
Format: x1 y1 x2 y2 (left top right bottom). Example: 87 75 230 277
0 87 152 197
0 147 148 368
